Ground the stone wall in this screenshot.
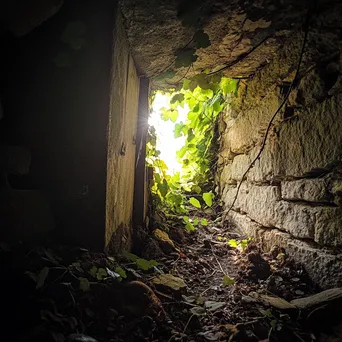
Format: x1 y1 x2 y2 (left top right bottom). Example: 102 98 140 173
218 10 342 288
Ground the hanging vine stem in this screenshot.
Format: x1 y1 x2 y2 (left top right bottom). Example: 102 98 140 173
222 9 311 222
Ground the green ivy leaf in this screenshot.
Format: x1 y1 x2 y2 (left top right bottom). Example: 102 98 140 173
193 218 199 226
220 78 239 95
203 192 214 207
228 239 238 248
185 222 195 232
136 258 159 271
158 179 169 197
174 123 185 138
96 268 108 280
183 79 191 90
115 267 127 278
240 239 248 251
201 218 208 226
175 48 198 68
189 197 201 209
89 266 98 278
194 30 211 49
169 110 179 123
176 146 187 159
187 128 195 142
170 93 185 104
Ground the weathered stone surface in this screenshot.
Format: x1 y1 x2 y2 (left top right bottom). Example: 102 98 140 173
223 184 315 239
228 211 342 289
224 92 280 154
290 288 342 310
119 0 308 81
281 179 331 203
314 207 342 246
225 183 342 245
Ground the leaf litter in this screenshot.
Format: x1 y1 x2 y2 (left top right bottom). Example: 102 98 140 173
1 217 342 342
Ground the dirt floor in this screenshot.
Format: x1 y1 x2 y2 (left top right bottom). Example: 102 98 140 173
1 217 342 342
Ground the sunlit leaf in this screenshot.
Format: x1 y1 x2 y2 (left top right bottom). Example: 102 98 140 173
183 79 191 90
187 128 195 142
174 123 185 138
228 239 238 248
201 218 208 226
193 218 199 225
220 78 239 95
176 146 187 159
183 216 189 222
170 93 185 104
222 275 235 286
239 239 249 250
169 110 178 123
185 222 195 232
203 192 214 207
192 185 202 194
158 179 169 197
189 197 201 209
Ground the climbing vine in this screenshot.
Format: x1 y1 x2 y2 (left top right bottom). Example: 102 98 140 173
147 74 238 231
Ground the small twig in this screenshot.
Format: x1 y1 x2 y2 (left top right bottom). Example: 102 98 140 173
206 35 272 76
268 326 273 341
293 331 306 342
183 314 195 334
210 243 225 275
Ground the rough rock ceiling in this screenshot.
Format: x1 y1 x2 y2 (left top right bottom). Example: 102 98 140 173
119 0 309 86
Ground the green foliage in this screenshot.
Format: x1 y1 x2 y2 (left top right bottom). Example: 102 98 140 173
175 48 198 68
227 237 252 251
123 251 159 271
147 76 238 230
189 197 201 208
202 192 214 207
222 274 235 286
79 277 90 292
